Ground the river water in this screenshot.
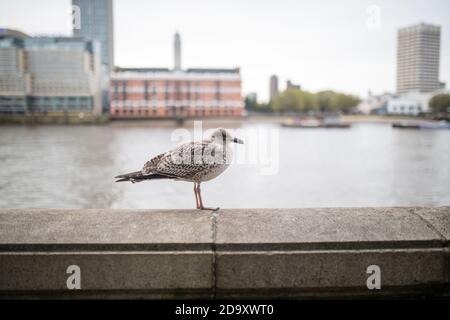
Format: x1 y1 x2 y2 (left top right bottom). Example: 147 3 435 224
0 122 449 209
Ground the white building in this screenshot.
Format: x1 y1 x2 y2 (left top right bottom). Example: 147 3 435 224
387 92 431 115
357 92 393 114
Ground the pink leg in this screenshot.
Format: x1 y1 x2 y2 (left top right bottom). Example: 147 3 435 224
197 183 219 211
194 182 200 209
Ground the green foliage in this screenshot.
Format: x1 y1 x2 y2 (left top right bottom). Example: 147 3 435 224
270 88 360 113
244 96 258 110
429 94 450 113
244 95 272 112
272 88 318 113
329 92 361 112
316 90 335 112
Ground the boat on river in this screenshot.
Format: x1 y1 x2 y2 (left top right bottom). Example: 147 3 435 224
282 116 351 128
392 121 450 129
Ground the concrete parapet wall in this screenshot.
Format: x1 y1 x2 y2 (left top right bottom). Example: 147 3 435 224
0 207 448 299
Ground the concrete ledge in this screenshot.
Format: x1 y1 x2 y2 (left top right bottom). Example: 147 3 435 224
0 207 448 299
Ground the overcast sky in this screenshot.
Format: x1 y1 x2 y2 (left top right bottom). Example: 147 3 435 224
1 0 449 101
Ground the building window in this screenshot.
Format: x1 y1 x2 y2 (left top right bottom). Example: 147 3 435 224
113 80 119 100
122 81 127 100
144 80 148 101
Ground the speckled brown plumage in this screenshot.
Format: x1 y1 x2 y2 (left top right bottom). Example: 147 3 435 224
115 128 244 210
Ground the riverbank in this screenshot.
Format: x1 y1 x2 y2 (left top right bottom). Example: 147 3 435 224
247 113 441 124
0 114 110 125
148 114 441 126
0 113 443 126
341 114 438 124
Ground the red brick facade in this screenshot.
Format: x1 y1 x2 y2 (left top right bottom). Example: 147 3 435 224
110 69 244 118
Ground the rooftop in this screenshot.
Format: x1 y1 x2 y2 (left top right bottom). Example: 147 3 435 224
112 66 241 80
115 67 240 74
0 28 29 39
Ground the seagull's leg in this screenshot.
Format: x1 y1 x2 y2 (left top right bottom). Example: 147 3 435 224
194 182 200 209
197 182 219 211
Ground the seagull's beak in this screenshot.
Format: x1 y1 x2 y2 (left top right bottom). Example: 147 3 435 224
233 137 244 144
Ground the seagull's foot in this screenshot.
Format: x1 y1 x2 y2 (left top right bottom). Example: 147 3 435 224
199 206 220 212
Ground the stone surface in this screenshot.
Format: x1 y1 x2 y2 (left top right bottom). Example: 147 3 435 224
0 252 212 291
0 207 448 298
215 208 444 250
413 207 450 243
0 209 212 250
216 249 445 295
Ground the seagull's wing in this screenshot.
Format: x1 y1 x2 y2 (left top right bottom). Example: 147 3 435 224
143 141 215 179
115 151 174 182
142 152 166 175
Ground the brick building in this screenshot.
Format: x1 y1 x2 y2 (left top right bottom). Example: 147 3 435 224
110 33 244 118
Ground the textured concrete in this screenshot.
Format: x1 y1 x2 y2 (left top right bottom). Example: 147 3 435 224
215 208 444 250
0 207 449 298
0 209 214 297
414 207 450 243
0 252 212 291
214 207 450 297
0 209 212 250
216 250 446 297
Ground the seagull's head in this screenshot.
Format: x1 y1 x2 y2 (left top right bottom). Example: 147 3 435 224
209 128 244 145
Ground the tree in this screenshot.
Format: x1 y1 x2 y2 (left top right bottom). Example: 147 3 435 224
328 92 360 113
245 94 272 113
429 94 450 113
244 95 257 110
317 90 335 112
272 88 318 113
269 88 360 114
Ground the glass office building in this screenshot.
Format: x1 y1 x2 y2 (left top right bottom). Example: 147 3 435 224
0 30 102 115
72 0 114 112
0 32 29 114
72 0 114 71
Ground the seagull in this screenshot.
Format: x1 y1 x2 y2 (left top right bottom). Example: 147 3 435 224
115 128 244 211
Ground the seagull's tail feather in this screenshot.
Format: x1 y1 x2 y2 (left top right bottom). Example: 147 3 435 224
115 171 175 183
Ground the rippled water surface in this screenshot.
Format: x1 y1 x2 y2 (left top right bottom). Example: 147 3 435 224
0 122 449 209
